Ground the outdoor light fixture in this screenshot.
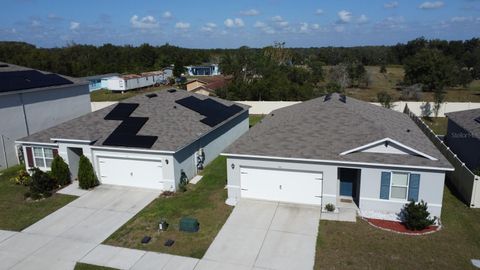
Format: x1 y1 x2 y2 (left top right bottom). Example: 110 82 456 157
165 159 169 165
231 163 235 169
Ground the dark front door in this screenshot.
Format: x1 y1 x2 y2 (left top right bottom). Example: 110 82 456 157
339 168 359 197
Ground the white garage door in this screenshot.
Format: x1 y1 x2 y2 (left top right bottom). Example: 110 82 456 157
98 157 164 190
240 167 323 205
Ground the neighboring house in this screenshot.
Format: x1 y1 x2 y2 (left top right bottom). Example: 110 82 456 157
185 64 220 76
0 62 90 170
16 90 249 191
82 73 119 92
103 71 165 92
223 93 452 219
445 108 480 172
185 76 228 96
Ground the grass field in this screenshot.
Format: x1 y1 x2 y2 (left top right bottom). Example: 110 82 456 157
90 85 173 102
0 165 76 231
422 117 449 135
74 263 118 270
315 186 480 269
249 114 265 127
344 66 480 103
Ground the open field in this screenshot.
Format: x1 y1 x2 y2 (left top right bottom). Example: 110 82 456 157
0 165 76 231
315 186 480 269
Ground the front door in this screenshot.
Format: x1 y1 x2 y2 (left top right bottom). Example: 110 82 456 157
339 168 359 198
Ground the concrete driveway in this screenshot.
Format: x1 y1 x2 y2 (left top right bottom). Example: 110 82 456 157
201 199 321 270
0 185 159 270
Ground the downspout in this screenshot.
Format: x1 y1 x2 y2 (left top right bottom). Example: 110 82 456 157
19 93 30 136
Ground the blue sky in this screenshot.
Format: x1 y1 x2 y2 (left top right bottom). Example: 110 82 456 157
0 0 479 48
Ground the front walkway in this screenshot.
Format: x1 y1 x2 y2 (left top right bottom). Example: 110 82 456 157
200 199 321 270
0 185 159 270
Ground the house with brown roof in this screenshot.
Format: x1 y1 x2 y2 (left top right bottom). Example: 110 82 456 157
186 76 229 96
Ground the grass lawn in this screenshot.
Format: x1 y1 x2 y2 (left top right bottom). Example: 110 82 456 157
422 117 448 135
315 186 480 269
74 263 118 270
0 165 76 231
104 156 232 258
90 85 173 102
249 114 265 127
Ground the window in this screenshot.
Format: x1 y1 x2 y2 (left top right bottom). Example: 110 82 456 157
33 147 54 168
390 172 409 200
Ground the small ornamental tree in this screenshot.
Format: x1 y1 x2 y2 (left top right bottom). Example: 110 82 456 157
50 156 71 187
78 155 99 189
402 200 437 231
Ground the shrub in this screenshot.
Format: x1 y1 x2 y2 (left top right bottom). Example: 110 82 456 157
78 155 99 190
50 156 71 187
377 91 394 109
325 203 335 212
29 168 56 198
402 200 437 231
10 169 31 186
178 170 188 192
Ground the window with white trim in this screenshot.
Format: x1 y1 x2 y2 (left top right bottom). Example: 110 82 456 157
33 147 54 168
390 172 409 200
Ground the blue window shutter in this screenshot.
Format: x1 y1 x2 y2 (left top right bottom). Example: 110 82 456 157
380 172 391 199
408 174 420 202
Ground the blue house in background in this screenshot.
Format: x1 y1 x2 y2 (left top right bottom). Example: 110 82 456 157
82 73 119 92
185 64 220 76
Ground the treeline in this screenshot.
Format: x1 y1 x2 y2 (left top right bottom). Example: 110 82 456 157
0 37 478 78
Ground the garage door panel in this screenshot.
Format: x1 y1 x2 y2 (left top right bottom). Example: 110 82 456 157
240 167 322 206
98 157 164 190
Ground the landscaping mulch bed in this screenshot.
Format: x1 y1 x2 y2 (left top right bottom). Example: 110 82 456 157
365 218 440 235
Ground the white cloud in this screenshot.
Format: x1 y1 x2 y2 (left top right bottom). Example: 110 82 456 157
254 21 266 28
334 25 345 32
358 14 369 24
315 9 324 15
254 21 275 34
419 1 444 9
70 21 80 30
240 9 259 16
337 10 352 23
224 18 244 28
278 21 289 27
31 20 40 27
451 16 473 23
130 15 159 29
299 23 309 33
375 16 406 30
311 23 320 30
175 22 190 29
384 1 399 9
162 11 172 19
201 22 217 32
271 15 283 22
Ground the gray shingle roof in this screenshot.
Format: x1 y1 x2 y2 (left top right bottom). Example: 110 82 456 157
445 108 480 140
224 93 452 170
19 90 248 152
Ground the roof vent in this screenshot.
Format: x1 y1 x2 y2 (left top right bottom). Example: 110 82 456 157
476 116 480 124
339 94 346 103
324 94 332 102
0 64 8 68
168 89 177 93
145 93 157 98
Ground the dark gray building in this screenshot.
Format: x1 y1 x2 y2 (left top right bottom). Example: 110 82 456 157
445 108 480 172
0 62 91 169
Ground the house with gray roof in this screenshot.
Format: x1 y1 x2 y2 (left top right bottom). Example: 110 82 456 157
16 89 249 191
445 108 480 172
223 93 453 220
0 61 90 170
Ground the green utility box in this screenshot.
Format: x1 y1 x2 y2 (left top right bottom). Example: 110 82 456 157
179 217 200 232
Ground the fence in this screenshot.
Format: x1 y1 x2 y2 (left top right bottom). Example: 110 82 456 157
404 105 480 208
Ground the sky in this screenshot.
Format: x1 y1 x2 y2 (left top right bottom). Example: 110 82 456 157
0 0 479 48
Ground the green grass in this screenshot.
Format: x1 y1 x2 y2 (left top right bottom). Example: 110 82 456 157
249 115 265 127
422 117 448 135
104 156 232 258
90 86 172 102
0 165 76 231
315 186 480 269
74 263 118 270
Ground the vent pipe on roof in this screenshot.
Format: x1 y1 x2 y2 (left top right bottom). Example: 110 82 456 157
339 94 346 103
324 94 332 102
168 89 177 93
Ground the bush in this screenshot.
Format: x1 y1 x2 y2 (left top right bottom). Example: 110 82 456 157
50 156 71 187
78 155 99 190
10 169 31 186
29 168 56 199
402 200 437 231
178 170 188 192
325 203 335 212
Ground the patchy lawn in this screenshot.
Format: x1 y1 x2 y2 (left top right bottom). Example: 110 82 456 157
315 186 480 269
104 156 232 258
422 117 448 135
249 114 265 127
90 85 173 102
74 263 118 270
0 165 76 231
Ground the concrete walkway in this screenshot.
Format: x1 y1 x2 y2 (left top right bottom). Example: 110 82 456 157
201 199 321 270
0 185 159 270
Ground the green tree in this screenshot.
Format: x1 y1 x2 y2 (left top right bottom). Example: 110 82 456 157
380 64 387 74
433 89 445 117
78 155 98 190
377 91 394 109
50 156 71 187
